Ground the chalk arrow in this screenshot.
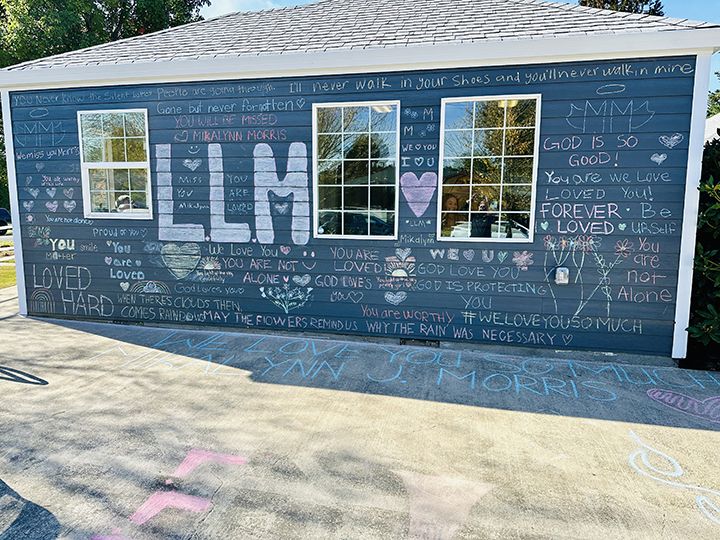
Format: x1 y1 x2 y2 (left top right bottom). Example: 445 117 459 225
130 492 212 525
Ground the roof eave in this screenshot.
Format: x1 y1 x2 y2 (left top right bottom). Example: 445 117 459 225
1 28 719 92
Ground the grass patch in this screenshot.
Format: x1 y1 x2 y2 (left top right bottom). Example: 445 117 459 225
0 265 16 289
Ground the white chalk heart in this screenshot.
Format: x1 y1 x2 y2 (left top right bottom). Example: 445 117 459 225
174 131 189 143
463 249 475 261
292 274 311 287
23 201 34 211
46 188 56 198
63 188 74 198
161 242 201 279
120 282 130 292
45 201 58 212
35 163 44 171
540 221 549 231
497 251 508 263
182 159 202 171
395 248 412 261
26 188 39 198
658 133 684 149
104 257 113 265
650 153 667 165
384 291 407 306
618 223 627 231
63 200 76 212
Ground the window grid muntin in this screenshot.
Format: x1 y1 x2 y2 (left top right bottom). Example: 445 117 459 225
314 101 399 239
77 109 152 219
440 96 539 241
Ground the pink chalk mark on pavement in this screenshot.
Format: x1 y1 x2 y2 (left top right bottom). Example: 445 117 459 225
165 449 248 484
130 491 212 525
90 528 133 540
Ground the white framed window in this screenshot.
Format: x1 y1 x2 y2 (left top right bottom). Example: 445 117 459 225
312 100 400 239
437 95 541 242
77 109 152 219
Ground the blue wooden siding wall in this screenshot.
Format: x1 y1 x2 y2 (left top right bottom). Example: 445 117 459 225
10 56 696 356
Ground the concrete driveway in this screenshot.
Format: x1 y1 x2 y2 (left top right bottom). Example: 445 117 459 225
1 286 719 539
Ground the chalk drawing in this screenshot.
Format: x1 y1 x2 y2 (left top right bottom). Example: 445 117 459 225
260 284 313 313
400 172 437 218
254 142 310 245
628 430 720 526
659 133 684 149
384 291 407 305
566 100 655 133
396 471 493 540
160 243 201 279
209 143 251 243
647 388 720 424
128 281 172 295
129 492 212 525
512 251 534 271
156 144 205 242
23 200 34 211
182 158 202 171
63 200 76 212
650 153 668 165
29 289 55 313
166 449 248 482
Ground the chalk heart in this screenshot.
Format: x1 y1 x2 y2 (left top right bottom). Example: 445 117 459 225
25 176 32 186
35 162 44 171
463 249 475 261
63 200 76 212
650 153 667 165
497 251 508 263
562 335 573 345
659 133 684 149
160 243 201 279
400 172 438 218
63 188 74 198
540 221 549 231
46 188 56 198
26 187 39 198
280 245 291 255
45 201 58 213
174 130 189 143
292 274 311 287
396 247 412 261
618 223 627 231
106 240 113 247
104 256 113 266
296 98 306 109
385 291 407 306
348 291 364 303
120 282 130 292
182 158 202 172
23 201 34 212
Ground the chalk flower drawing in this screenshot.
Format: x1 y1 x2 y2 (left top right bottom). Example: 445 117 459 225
614 239 634 258
512 251 534 271
628 430 720 526
260 284 313 314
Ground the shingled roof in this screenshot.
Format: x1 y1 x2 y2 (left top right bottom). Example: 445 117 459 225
4 0 719 72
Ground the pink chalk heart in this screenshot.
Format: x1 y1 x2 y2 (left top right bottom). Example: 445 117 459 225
45 201 58 212
647 388 720 424
400 172 437 218
104 257 113 265
280 245 291 255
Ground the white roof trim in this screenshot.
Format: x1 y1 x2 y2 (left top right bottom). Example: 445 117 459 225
2 29 719 91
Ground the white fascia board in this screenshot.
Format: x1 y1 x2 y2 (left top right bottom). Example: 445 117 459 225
1 29 719 91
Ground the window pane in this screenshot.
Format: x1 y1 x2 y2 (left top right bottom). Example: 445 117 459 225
370 186 394 211
126 138 146 161
443 159 470 184
344 186 369 210
473 129 504 156
370 105 397 132
318 134 342 160
504 158 534 184
91 192 110 213
469 213 497 238
343 133 368 159
370 212 394 236
442 186 470 212
343 106 369 132
130 191 148 210
318 161 342 185
318 187 342 210
129 169 148 191
317 107 342 133
344 212 369 235
443 130 472 158
505 129 535 156
502 185 532 212
442 212 469 237
498 213 530 239
370 160 395 185
102 113 125 137
111 169 130 191
89 169 108 191
104 138 127 162
124 112 146 136
83 138 104 162
444 102 473 130
343 160 368 185
472 157 502 184
318 211 341 235
507 100 536 127
370 132 395 159
80 114 103 138
471 186 500 211
114 192 132 212
475 101 505 128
